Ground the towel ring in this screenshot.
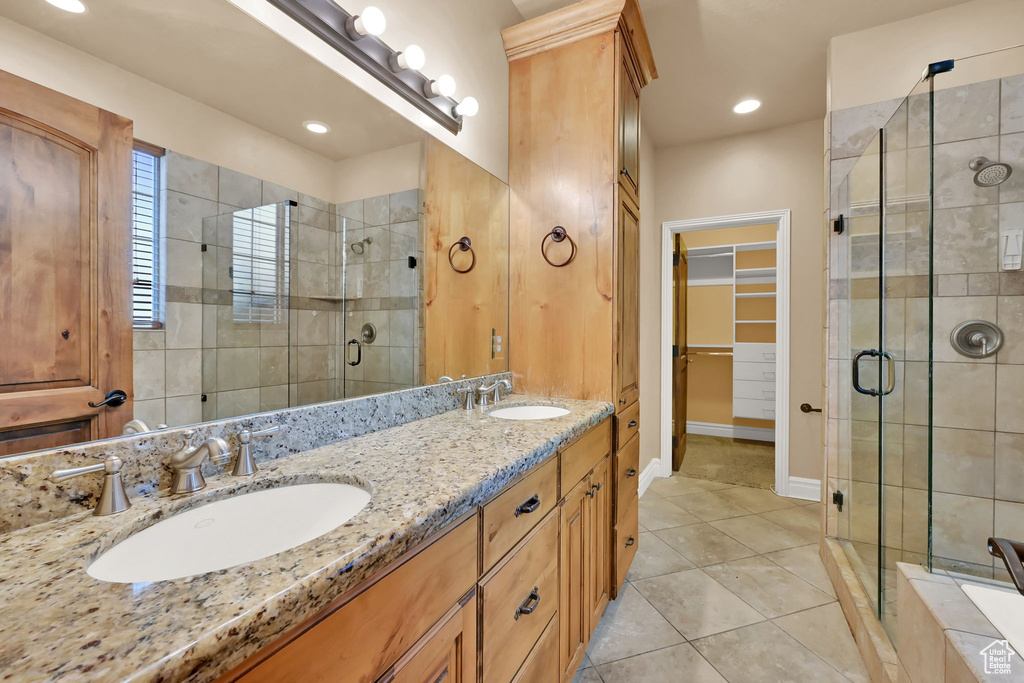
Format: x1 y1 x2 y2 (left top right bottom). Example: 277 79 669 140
541 226 576 267
448 236 476 273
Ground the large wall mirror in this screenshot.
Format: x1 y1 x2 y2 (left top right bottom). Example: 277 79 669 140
0 0 509 457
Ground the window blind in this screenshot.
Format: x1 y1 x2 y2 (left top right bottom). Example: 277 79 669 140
131 149 161 328
231 204 290 324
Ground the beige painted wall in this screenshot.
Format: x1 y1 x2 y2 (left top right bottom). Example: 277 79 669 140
638 123 660 474
0 16 339 201
229 0 522 182
334 141 425 204
646 118 824 480
828 0 1024 112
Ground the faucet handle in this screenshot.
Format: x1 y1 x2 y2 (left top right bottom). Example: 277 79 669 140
50 456 132 516
456 386 475 410
233 425 285 476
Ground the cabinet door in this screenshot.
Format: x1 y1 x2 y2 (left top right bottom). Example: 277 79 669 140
618 55 640 197
586 456 611 627
559 479 590 682
388 591 477 683
615 196 640 410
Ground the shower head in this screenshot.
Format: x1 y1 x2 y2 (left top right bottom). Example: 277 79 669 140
969 156 1013 187
350 236 373 254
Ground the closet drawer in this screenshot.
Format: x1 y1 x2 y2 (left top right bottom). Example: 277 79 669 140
481 456 558 571
734 343 776 363
733 380 776 401
480 510 559 683
733 361 776 382
615 433 639 524
733 398 776 420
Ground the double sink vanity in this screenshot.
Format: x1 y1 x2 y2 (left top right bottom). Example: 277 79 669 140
0 385 640 682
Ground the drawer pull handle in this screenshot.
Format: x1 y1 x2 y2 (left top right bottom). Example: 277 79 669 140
515 495 541 517
586 489 596 498
628 420 637 428
625 536 635 547
514 587 541 620
626 468 637 477
591 482 602 492
619 398 626 404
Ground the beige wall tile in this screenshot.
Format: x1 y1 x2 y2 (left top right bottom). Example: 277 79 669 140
216 347 261 391
165 238 202 289
133 329 165 350
165 395 201 427
995 432 1024 504
996 364 1024 433
165 151 217 201
259 384 290 412
215 388 260 419
132 398 166 427
932 492 995 566
133 350 165 401
297 346 331 383
164 349 202 397
997 292 1024 364
218 168 262 208
896 570 945 683
165 302 203 349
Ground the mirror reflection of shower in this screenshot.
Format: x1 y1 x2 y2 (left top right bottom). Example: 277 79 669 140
969 156 1013 187
350 236 373 254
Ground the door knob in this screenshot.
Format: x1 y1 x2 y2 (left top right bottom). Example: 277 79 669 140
89 389 127 408
800 403 822 414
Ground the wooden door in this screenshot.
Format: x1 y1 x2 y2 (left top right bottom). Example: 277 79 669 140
0 70 133 455
617 53 640 201
424 136 509 383
559 478 589 682
672 234 688 470
586 456 611 629
388 591 476 683
615 195 640 411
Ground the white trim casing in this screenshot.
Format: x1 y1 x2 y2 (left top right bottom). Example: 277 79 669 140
638 457 660 498
686 420 775 442
659 209 793 495
787 476 821 502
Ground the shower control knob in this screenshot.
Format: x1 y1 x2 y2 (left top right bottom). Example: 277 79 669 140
950 320 1003 359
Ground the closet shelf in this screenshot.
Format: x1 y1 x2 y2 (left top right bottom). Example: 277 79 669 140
734 292 776 298
736 319 776 323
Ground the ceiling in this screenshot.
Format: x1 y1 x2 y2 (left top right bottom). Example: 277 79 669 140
515 0 973 148
0 0 423 161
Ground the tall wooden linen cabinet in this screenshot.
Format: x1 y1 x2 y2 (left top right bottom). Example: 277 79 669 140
502 0 656 675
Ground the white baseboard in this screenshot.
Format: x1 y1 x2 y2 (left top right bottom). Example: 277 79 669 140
638 458 661 497
787 476 821 502
686 421 775 443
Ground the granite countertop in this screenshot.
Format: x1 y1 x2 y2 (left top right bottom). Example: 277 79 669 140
0 395 613 682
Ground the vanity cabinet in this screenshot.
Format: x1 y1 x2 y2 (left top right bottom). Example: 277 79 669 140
220 418 615 683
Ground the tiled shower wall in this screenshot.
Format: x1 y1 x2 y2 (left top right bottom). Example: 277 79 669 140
133 151 337 427
337 189 426 396
824 73 1024 580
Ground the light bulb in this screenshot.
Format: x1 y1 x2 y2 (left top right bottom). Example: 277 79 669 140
352 6 386 37
46 0 86 12
454 97 479 117
436 74 456 97
733 99 761 114
304 121 331 134
395 45 426 71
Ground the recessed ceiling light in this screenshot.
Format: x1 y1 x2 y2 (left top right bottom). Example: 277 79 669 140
45 0 87 12
304 121 331 134
733 99 761 114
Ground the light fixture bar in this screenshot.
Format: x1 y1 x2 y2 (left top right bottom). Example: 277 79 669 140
267 0 462 134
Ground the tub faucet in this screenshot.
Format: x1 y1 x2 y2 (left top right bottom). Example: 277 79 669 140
169 435 231 494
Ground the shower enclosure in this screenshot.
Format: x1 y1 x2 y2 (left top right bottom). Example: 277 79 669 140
829 44 1024 640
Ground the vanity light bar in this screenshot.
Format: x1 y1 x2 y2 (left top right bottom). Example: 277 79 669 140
267 0 466 134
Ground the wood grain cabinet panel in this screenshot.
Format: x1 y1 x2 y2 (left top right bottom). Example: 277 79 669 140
558 478 590 682
617 53 641 201
385 590 477 683
613 495 639 595
560 419 611 493
482 456 558 571
614 402 639 450
614 434 639 525
587 456 612 629
230 517 478 683
614 193 640 412
511 613 560 683
480 510 560 683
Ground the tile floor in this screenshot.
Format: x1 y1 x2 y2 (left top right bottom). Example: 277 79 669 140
575 475 870 683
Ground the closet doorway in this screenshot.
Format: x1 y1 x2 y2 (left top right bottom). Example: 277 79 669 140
660 210 792 495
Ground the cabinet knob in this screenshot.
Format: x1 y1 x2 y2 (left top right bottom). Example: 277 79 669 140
628 420 637 428
625 536 635 547
626 468 637 478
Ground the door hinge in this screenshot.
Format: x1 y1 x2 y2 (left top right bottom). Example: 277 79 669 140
672 252 680 267
672 344 679 358
833 214 845 235
832 489 844 512
672 435 678 449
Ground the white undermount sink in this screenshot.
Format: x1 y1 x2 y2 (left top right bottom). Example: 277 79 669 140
87 483 370 583
489 405 571 420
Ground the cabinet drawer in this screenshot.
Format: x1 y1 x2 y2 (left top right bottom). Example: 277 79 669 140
482 456 558 571
561 419 611 492
480 510 560 683
613 496 639 593
733 397 775 420
734 361 776 382
511 613 560 683
234 516 478 683
734 343 777 363
733 380 776 401
614 401 640 451
614 434 639 525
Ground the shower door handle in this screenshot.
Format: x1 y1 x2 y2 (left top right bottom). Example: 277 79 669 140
852 349 897 397
346 339 361 366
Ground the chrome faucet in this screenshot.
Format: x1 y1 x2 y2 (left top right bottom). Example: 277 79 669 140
478 379 513 405
50 456 131 516
169 435 231 494
456 386 476 410
121 419 167 435
232 425 284 476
